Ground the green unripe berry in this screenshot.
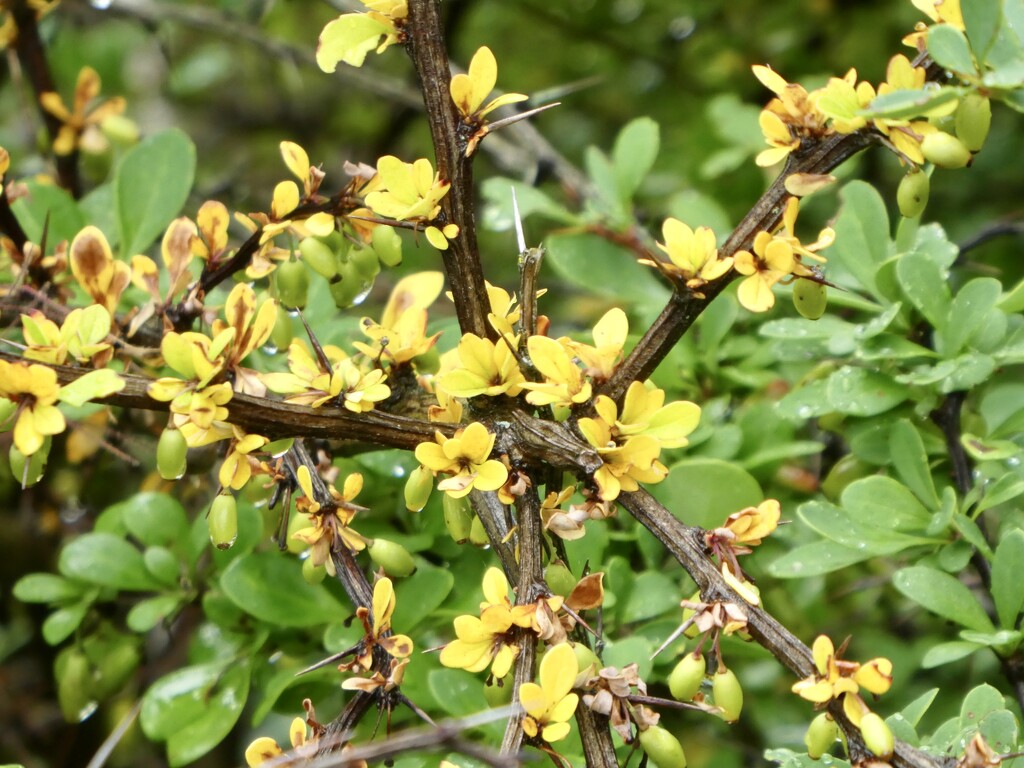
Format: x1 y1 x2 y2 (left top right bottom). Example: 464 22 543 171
9 439 49 487
372 225 403 267
270 304 294 352
299 236 339 279
920 131 971 169
571 643 601 678
404 465 433 512
274 259 310 310
302 556 327 585
668 652 706 702
469 514 489 547
56 648 95 722
859 712 894 758
955 93 991 153
285 505 310 554
414 345 441 374
638 725 687 768
804 712 839 759
349 246 381 281
367 538 417 577
208 493 238 550
483 676 514 707
328 273 362 309
100 114 140 146
712 667 743 722
545 562 578 598
792 279 828 320
157 427 188 480
897 169 930 219
443 492 474 543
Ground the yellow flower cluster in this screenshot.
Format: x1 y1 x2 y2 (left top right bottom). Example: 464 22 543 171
291 467 368 574
792 635 893 727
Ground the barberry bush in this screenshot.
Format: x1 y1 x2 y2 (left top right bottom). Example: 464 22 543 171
2 1 1024 767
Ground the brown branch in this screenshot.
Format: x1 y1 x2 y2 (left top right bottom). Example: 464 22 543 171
404 0 490 338
600 131 874 403
575 707 618 767
10 0 81 196
619 488 954 768
469 490 519 583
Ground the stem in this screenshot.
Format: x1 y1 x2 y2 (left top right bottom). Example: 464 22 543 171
10 0 81 196
405 0 491 338
575 706 618 768
470 489 519 584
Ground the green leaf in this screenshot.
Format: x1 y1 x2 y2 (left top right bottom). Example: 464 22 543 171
861 86 963 120
740 441 824 471
959 684 1007 730
545 232 669 306
602 635 654 680
611 116 660 203
116 492 190 548
768 541 871 579
829 181 891 298
653 458 761 529
666 189 732 236
992 529 1024 628
941 278 1004 356
921 641 983 668
929 24 977 73
798 500 936 555
480 177 577 230
899 688 940 727
888 420 939 509
57 369 125 407
127 594 184 632
896 251 952 329
953 513 995 559
392 563 454 632
963 0 1003 63
140 661 251 767
42 599 92 645
619 571 679 623
959 629 1022 651
114 128 196 257
220 552 346 627
10 180 87 245
893 565 994 632
427 668 487 718
977 474 1024 512
59 532 162 591
13 573 85 603
765 748 849 768
584 146 626 221
826 366 909 416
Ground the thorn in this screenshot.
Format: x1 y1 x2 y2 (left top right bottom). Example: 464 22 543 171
511 187 527 255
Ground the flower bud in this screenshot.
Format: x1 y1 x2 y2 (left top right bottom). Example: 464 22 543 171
404 465 433 512
372 225 403 267
920 131 971 169
302 556 327 585
792 279 827 320
955 92 991 153
469 514 490 547
804 712 839 759
443 492 474 543
897 170 929 219
712 667 743 722
668 652 706 702
299 236 339 279
638 725 687 768
859 712 894 758
208 493 238 550
274 259 310 310
545 562 577 598
367 538 417 577
157 427 188 480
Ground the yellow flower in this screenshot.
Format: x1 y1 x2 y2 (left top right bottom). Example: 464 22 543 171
218 426 269 491
292 467 368 575
792 635 893 726
263 339 390 413
69 226 130 313
450 46 528 122
363 156 459 250
39 66 126 155
520 335 592 409
649 218 733 288
562 308 629 382
752 65 832 167
485 281 522 341
192 201 231 263
438 333 526 398
414 422 509 498
339 576 414 678
714 500 781 548
316 0 407 72
0 361 65 456
353 271 444 365
905 0 963 48
21 305 113 367
813 69 876 134
613 380 701 449
578 418 665 502
245 714 318 767
519 643 580 743
211 283 279 396
439 568 537 678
